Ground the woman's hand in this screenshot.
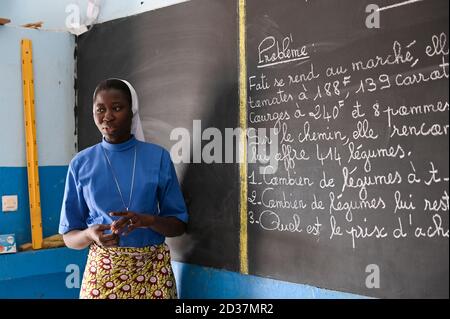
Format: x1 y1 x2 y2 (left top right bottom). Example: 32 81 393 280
109 211 153 236
87 224 119 247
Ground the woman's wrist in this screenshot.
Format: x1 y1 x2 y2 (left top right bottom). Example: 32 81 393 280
142 214 155 228
84 227 95 244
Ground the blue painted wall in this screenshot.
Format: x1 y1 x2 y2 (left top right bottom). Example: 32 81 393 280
0 248 87 298
0 167 68 246
0 23 75 248
0 4 79 298
0 247 364 299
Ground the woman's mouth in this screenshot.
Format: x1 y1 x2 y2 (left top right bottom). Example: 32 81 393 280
102 126 116 132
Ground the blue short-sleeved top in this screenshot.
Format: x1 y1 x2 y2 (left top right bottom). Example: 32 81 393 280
59 136 188 247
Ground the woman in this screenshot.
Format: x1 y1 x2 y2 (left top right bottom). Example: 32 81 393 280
59 78 188 299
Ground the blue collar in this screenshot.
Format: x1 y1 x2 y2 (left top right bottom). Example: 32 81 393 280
101 135 138 152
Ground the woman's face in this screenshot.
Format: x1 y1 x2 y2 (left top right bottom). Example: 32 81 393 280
93 89 132 144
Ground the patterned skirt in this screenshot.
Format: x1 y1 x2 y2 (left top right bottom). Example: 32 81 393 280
79 243 178 299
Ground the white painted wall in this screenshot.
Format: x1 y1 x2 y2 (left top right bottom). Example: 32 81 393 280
0 27 76 167
97 0 189 24
0 0 189 167
0 0 189 32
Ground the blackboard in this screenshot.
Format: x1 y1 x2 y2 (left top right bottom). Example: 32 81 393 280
246 0 449 298
76 0 449 298
77 0 241 271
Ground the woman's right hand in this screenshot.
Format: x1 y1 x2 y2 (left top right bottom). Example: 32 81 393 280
87 224 119 247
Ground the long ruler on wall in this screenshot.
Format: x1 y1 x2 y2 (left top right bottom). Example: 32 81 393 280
21 39 43 250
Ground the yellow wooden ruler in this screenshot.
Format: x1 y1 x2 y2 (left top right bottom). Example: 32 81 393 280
21 39 43 250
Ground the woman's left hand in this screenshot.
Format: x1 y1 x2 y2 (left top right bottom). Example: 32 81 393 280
109 211 154 236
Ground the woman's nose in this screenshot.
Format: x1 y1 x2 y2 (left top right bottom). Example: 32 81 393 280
103 109 114 121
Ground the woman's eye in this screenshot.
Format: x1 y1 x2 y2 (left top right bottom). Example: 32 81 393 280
96 108 105 113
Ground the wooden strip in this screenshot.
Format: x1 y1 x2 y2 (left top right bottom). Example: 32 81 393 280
21 21 43 29
238 0 248 275
0 18 11 25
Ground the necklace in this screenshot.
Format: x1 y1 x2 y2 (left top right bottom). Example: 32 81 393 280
102 146 137 211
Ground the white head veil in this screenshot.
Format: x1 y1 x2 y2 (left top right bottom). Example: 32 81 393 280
117 79 145 142
94 78 146 142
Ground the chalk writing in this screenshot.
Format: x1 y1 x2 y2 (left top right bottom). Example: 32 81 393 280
247 30 449 250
